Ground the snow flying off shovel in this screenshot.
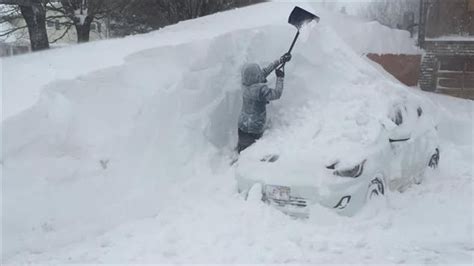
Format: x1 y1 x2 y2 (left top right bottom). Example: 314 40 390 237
278 6 320 70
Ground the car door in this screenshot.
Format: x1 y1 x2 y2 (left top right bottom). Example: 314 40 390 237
409 105 438 175
387 103 418 190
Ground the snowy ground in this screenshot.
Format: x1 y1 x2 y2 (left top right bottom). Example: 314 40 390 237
1 2 473 264
4 93 472 264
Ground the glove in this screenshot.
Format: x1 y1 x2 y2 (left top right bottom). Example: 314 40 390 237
280 53 292 64
275 68 284 78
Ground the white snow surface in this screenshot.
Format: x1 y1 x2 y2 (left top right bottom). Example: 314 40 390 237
1 2 472 264
1 2 420 121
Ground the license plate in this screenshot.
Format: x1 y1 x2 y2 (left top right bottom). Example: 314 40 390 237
265 185 291 201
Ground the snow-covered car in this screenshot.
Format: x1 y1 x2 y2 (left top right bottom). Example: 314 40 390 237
235 97 440 217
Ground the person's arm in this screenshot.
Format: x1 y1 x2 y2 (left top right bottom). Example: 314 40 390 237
261 59 281 79
260 76 284 102
261 53 292 79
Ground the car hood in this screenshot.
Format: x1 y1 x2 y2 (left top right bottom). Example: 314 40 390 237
236 135 378 188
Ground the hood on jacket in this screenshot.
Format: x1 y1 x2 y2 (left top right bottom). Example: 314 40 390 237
241 63 265 86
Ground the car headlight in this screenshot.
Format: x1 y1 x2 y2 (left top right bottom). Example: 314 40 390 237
333 160 366 178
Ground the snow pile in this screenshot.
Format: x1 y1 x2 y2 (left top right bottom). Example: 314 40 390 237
2 2 472 264
1 2 289 120
327 14 421 55
1 2 420 121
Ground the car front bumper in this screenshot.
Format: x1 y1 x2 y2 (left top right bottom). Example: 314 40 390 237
238 175 370 217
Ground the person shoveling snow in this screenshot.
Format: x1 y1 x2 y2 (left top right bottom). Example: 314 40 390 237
236 6 319 154
237 53 292 153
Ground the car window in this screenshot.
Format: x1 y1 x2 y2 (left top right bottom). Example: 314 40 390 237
390 107 403 126
417 106 423 117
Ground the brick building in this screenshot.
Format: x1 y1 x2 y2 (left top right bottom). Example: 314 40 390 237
419 0 474 99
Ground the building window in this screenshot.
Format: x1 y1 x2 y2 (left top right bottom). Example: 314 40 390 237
469 0 474 12
90 23 96 31
47 20 54 28
55 20 61 30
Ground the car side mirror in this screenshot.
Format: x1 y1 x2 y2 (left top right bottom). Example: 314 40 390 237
386 124 411 143
388 131 411 143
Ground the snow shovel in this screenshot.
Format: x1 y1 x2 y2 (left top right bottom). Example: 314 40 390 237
278 6 320 70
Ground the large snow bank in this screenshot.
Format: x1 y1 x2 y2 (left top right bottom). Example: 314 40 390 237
2 2 471 264
1 2 287 121
1 2 419 121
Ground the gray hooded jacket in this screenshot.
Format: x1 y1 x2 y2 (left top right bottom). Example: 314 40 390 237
238 59 284 134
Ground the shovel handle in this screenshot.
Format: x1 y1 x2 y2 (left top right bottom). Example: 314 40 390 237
288 30 300 54
277 30 300 71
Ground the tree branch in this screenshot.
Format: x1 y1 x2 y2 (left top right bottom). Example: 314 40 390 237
0 25 27 36
0 0 32 5
49 22 71 43
45 14 68 20
45 0 65 14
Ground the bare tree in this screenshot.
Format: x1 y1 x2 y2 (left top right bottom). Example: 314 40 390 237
157 0 265 24
108 0 265 37
20 2 49 49
0 0 49 50
43 0 124 43
0 5 26 38
1 0 265 47
40 0 127 43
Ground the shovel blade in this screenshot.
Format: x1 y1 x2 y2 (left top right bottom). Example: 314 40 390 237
288 6 320 30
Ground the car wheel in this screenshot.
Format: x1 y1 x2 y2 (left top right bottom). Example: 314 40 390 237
367 176 385 200
428 148 440 169
362 176 387 216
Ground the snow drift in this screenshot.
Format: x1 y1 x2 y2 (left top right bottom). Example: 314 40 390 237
1 2 471 264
